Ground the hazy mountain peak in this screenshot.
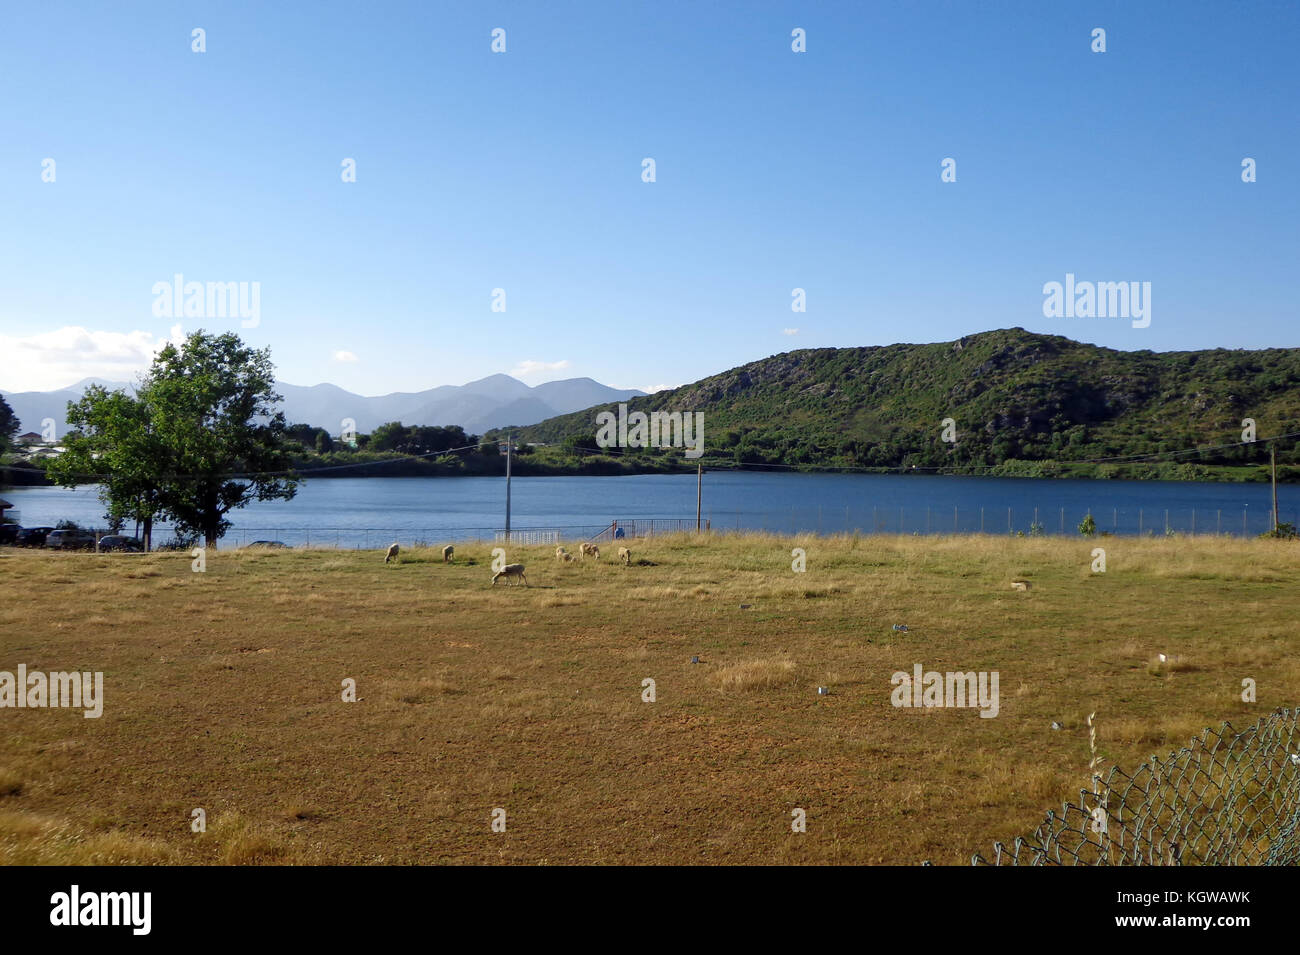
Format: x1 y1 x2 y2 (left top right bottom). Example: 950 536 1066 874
4 371 646 437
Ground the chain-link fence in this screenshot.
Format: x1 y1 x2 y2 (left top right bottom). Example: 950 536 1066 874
714 503 1296 538
214 519 701 549
972 708 1300 866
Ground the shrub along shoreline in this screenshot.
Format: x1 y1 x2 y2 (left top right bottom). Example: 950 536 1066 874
3 450 1296 486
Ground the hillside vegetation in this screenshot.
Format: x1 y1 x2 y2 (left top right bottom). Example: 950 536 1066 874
493 328 1300 481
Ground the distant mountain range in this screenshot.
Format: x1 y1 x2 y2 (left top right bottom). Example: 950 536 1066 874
1 375 645 438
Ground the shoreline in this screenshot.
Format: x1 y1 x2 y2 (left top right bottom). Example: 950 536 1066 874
4 459 1295 487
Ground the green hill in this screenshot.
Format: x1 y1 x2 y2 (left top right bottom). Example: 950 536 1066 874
489 328 1300 481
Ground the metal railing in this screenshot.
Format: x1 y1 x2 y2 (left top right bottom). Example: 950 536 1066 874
589 518 701 543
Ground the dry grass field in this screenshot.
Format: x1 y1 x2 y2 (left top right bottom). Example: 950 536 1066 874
1 532 1297 865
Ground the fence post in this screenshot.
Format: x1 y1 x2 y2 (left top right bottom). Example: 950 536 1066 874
1060 506 1065 535
1139 509 1143 535
980 507 984 533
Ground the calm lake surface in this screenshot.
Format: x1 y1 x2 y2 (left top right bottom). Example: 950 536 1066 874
3 473 1297 548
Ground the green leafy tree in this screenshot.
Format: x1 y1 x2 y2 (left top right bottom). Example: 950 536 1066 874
562 433 597 455
283 423 319 447
0 394 19 455
46 386 169 550
143 331 299 547
1078 512 1097 537
369 421 407 452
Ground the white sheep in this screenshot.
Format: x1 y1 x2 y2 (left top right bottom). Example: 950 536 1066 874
618 546 631 566
442 545 454 563
384 542 400 564
580 542 600 560
556 545 569 562
492 563 528 586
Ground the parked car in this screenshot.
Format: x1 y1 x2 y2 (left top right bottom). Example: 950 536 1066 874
97 535 144 552
15 526 54 547
45 528 97 551
0 524 19 546
244 540 291 549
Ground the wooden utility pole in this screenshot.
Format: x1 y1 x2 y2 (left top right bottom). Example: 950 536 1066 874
696 461 702 532
505 433 513 540
1271 444 1278 533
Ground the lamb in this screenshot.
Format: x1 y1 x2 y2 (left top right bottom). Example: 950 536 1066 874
442 545 454 563
384 543 400 564
580 542 600 560
618 546 631 566
492 563 528 586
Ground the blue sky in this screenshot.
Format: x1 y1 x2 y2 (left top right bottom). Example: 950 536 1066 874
1 0 1297 395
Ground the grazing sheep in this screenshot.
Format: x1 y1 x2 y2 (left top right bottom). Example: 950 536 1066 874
563 553 575 563
384 542 400 564
442 545 454 563
492 563 528 586
1010 580 1031 591
556 546 569 562
618 546 631 566
579 542 600 560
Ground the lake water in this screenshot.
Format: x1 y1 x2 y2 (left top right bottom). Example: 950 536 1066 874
3 473 1296 549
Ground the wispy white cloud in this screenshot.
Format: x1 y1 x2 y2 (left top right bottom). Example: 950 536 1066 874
614 382 677 394
0 325 179 392
782 328 800 336
509 358 571 378
333 350 358 363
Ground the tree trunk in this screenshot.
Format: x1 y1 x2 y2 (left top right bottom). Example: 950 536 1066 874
142 516 153 552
